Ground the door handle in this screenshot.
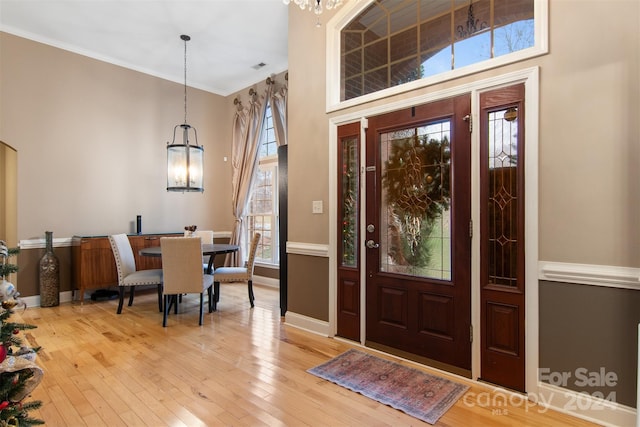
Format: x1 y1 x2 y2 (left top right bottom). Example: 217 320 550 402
366 240 380 249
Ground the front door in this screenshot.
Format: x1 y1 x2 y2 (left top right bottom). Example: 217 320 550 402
364 94 472 371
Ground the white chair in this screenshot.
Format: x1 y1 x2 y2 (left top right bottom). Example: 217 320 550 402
184 229 214 243
212 233 260 311
185 230 214 271
108 234 163 314
160 237 214 326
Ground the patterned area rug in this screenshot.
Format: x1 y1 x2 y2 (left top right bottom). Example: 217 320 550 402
307 349 469 425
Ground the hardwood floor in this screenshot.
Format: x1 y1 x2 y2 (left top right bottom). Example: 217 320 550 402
17 284 598 426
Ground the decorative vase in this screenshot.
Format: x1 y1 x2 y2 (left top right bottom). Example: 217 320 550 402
39 231 59 307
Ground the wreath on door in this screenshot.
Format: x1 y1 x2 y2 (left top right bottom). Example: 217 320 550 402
382 134 451 263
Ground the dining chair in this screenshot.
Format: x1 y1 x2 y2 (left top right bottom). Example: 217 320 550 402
184 229 214 242
212 232 260 311
160 237 214 327
184 230 214 271
108 234 163 314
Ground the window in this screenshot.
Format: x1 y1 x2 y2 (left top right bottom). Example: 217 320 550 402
338 0 539 103
245 103 278 265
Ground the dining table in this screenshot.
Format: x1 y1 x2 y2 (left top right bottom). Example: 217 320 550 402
139 243 239 274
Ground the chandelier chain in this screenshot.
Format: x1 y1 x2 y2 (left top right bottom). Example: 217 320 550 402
183 36 187 125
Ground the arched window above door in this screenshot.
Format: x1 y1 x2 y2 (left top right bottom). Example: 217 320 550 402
327 0 547 110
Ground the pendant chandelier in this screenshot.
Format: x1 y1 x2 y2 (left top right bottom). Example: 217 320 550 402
283 0 344 16
166 34 204 193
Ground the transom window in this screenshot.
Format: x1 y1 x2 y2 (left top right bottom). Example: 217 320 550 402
340 0 535 101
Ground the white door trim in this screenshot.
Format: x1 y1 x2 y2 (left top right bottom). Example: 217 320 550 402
328 66 539 394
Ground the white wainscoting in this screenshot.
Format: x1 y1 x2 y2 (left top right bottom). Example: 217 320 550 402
19 237 74 249
539 261 640 291
285 241 329 258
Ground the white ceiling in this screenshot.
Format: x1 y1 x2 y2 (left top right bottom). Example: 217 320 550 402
0 0 290 96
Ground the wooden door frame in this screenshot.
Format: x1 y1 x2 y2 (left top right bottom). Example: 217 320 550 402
328 67 539 394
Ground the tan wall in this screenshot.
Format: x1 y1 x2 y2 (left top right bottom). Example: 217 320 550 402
288 254 329 320
288 14 331 246
537 0 639 266
0 33 236 241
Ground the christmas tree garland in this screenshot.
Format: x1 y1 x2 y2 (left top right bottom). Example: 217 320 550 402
0 241 43 426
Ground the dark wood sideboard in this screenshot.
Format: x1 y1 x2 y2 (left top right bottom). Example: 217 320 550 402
71 233 180 302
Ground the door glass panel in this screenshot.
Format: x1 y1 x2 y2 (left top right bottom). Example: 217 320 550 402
380 120 451 280
488 108 518 286
340 136 359 267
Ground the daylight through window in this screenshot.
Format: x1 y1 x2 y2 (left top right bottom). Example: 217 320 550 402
340 0 535 101
246 103 279 265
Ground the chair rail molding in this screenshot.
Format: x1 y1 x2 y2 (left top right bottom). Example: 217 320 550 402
20 237 73 249
286 241 329 258
539 261 640 291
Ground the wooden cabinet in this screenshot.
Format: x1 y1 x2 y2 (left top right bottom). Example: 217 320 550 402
129 235 164 271
72 233 179 301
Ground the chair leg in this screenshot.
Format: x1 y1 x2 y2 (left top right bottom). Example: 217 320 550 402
211 281 220 311
157 285 163 312
117 287 125 314
248 280 255 308
207 286 213 313
163 295 169 327
199 293 204 326
128 286 135 306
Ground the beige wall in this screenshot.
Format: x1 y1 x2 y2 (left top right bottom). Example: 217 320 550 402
538 0 639 266
0 33 235 240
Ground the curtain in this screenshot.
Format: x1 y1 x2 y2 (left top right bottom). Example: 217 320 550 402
228 88 269 265
270 79 288 146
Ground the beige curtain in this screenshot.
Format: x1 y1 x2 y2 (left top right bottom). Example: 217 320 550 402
270 79 288 146
229 88 269 265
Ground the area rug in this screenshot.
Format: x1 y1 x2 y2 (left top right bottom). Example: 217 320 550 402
307 349 469 424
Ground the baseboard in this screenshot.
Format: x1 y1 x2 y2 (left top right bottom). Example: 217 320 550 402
253 275 279 288
284 311 330 337
536 382 637 427
21 290 75 308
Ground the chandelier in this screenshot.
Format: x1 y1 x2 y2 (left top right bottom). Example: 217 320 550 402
166 34 204 193
456 0 488 39
283 0 344 16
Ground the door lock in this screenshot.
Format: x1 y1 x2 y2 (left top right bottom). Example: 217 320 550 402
367 224 375 233
366 240 380 249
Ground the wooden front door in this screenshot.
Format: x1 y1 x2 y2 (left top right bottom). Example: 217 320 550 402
479 84 526 392
364 94 472 371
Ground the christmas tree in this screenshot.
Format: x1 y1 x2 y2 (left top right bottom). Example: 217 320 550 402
0 241 43 426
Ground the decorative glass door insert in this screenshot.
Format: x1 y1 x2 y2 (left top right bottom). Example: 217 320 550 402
379 121 452 280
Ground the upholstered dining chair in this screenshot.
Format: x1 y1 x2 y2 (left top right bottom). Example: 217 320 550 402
108 234 163 314
212 232 260 311
160 237 214 327
185 230 214 270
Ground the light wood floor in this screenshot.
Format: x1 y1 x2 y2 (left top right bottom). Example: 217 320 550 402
17 284 598 426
